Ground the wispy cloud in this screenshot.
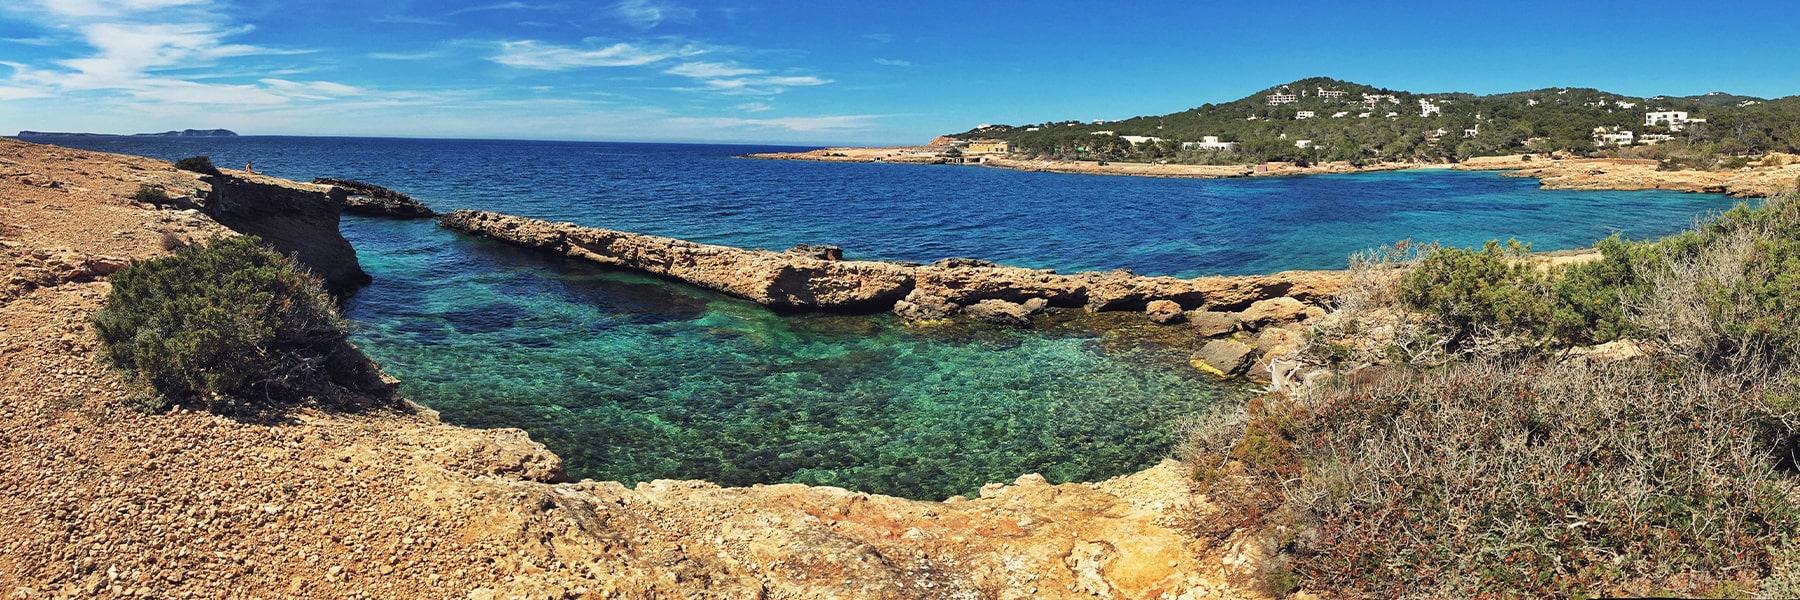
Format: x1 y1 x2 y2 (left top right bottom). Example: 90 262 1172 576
664 114 880 133
663 61 830 94
21 0 209 19
873 58 911 67
372 15 448 26
448 3 561 17
614 0 694 29
665 61 761 78
735 102 772 113
367 50 445 61
492 39 700 69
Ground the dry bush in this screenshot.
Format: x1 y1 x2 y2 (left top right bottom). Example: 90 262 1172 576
1268 360 1800 598
1304 240 1446 368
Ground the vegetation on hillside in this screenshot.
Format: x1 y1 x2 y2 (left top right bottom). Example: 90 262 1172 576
952 77 1800 167
1182 186 1800 597
93 236 352 412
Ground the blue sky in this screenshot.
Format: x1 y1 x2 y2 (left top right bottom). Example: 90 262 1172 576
1 1 1796 146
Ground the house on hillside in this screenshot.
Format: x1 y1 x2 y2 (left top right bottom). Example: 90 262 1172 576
1267 93 1299 105
1645 111 1692 131
965 140 1011 154
1593 127 1635 146
1317 87 1347 99
1331 111 1349 118
1419 99 1442 117
1120 135 1163 145
1184 136 1238 151
1295 111 1316 120
1294 140 1313 148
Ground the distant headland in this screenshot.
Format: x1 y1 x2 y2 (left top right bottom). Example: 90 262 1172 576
16 128 238 138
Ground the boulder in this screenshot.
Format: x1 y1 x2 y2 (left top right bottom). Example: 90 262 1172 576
315 177 436 218
1188 310 1239 337
1237 297 1311 329
893 293 960 321
1145 299 1185 325
964 299 1033 326
1190 340 1254 378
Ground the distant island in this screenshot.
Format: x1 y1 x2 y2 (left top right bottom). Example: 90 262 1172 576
16 128 238 138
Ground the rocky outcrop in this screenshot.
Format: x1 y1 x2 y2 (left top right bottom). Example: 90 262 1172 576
313 177 436 218
439 210 916 312
195 174 371 295
442 210 1346 327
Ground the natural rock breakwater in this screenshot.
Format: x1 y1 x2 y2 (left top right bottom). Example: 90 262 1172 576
437 209 1343 323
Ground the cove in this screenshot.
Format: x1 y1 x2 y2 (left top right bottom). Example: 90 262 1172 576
28 137 1749 499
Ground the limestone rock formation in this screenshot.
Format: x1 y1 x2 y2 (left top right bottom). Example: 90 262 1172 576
439 210 916 312
313 177 436 218
195 174 371 295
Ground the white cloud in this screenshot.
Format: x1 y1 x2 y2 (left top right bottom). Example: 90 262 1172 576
22 0 208 19
663 62 830 95
873 58 911 67
614 0 693 28
664 114 880 133
665 61 761 78
448 2 559 16
492 40 698 70
735 102 772 113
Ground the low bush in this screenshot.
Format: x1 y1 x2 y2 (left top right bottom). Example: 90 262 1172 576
173 155 221 176
92 235 348 411
1186 361 1800 597
130 183 170 205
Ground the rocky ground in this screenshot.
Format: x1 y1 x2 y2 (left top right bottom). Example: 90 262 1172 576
1457 154 1800 197
1 138 1269 599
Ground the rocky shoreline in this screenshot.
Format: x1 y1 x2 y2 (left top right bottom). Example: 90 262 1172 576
748 147 1800 197
0 138 1272 598
438 209 1344 379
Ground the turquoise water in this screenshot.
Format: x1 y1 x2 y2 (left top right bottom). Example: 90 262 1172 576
33 137 1749 499
344 220 1217 498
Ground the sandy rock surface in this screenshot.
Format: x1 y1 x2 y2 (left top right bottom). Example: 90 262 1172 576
1 138 1268 599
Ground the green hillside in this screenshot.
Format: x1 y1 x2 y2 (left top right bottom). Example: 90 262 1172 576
950 77 1800 167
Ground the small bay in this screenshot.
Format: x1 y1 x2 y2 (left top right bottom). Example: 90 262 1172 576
36 136 1746 498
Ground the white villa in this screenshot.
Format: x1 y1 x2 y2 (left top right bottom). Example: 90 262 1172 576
1184 136 1238 151
1267 93 1298 105
1120 135 1163 145
1419 99 1442 117
1295 111 1316 119
1645 111 1693 131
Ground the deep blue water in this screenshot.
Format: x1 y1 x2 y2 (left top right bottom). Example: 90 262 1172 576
32 136 1748 498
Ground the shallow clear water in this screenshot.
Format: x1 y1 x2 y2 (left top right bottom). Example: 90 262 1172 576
34 136 1748 498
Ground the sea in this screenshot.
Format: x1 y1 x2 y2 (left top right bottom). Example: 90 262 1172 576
30 136 1747 499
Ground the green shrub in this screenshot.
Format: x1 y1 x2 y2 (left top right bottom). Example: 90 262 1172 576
1549 235 1662 344
130 183 170 205
92 235 346 410
173 155 221 176
1397 239 1554 347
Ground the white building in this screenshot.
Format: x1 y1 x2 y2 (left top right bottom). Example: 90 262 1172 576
1294 139 1314 148
1317 87 1347 99
1331 111 1349 118
1267 93 1298 105
1640 134 1675 144
1184 136 1238 151
1120 135 1163 145
1596 129 1636 146
1419 99 1442 117
1295 110 1316 119
1645 111 1690 130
